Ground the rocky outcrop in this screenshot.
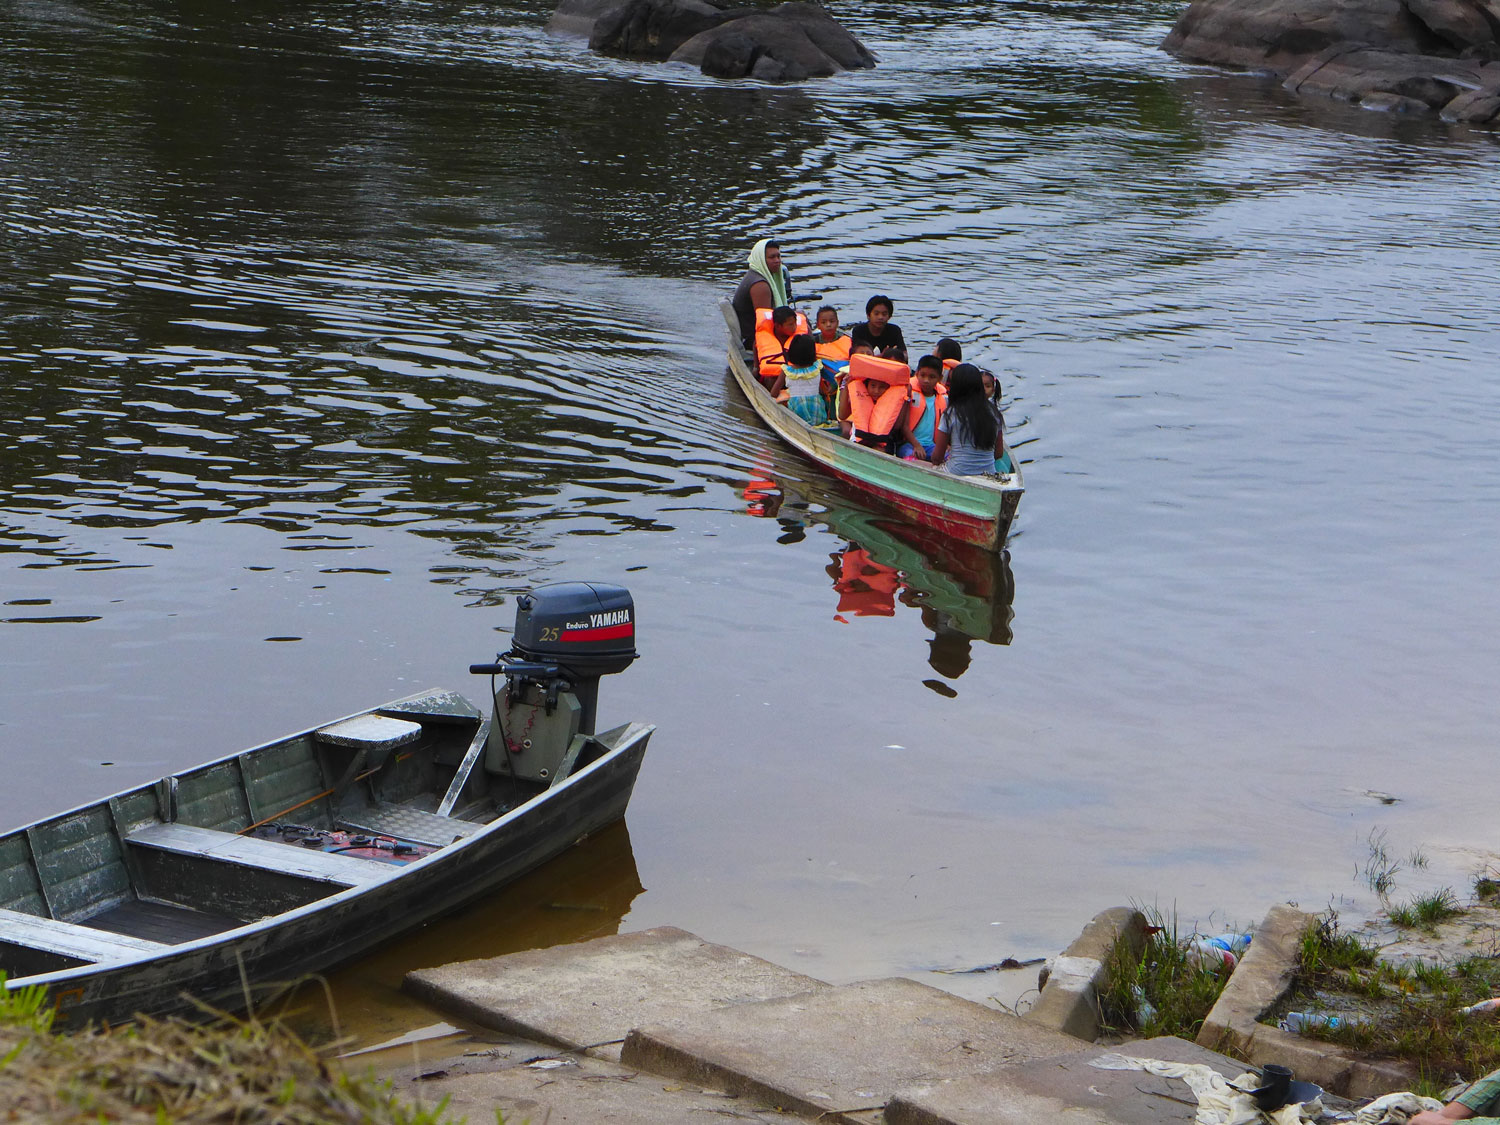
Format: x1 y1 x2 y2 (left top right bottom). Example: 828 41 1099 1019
551 0 875 81
1163 0 1500 123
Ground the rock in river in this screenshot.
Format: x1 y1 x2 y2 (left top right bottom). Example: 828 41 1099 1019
551 0 875 80
1162 0 1500 124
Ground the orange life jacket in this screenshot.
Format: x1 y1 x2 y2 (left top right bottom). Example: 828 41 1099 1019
815 334 851 364
846 355 911 441
907 378 947 430
940 357 960 384
755 309 810 378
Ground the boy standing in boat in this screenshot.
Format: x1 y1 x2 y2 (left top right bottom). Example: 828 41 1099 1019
849 295 907 360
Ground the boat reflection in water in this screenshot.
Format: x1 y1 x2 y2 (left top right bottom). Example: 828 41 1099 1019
744 472 1016 686
282 819 644 1049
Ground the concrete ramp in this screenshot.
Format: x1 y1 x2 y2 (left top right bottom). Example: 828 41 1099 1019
403 925 828 1059
621 976 1084 1124
886 1035 1253 1124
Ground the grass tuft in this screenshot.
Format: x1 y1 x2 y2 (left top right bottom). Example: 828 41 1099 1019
1362 829 1402 897
1389 888 1463 930
0 976 459 1124
1099 908 1236 1040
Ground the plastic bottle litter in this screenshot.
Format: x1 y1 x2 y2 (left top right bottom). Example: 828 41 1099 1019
1280 1011 1361 1033
1131 984 1158 1026
1459 997 1500 1016
1186 938 1239 971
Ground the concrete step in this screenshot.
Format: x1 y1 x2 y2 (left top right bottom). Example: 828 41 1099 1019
374 1029 797 1125
620 976 1085 1125
885 1035 1260 1124
403 925 828 1061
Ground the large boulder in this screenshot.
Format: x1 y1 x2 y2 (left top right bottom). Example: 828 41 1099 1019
588 0 729 60
1163 0 1500 122
1163 0 1443 72
672 5 871 78
552 0 875 80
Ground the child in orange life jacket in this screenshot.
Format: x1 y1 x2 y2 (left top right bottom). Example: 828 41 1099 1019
755 305 805 390
899 355 947 461
839 354 912 455
835 342 874 438
935 338 963 383
813 305 850 416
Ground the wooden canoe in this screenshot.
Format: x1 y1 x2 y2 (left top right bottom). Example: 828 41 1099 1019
0 689 652 1026
721 301 1023 552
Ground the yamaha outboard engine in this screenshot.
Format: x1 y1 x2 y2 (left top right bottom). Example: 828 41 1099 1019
470 582 637 785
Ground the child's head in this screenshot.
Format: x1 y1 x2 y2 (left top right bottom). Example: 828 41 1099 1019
935 337 962 362
785 333 816 368
851 341 875 356
865 295 894 330
915 355 942 395
866 378 889 400
948 363 983 402
772 306 798 340
980 368 1000 401
816 306 839 337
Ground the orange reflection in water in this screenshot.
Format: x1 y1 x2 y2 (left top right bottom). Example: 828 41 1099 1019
741 468 1016 683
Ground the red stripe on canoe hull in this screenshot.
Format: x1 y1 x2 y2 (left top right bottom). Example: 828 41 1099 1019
823 465 1007 550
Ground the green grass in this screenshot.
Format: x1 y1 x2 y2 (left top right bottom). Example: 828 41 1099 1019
1291 914 1500 1085
1388 888 1463 930
1363 829 1403 897
1099 909 1236 1040
0 973 463 1124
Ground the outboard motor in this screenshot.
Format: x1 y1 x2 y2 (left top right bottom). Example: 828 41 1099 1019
470 582 637 785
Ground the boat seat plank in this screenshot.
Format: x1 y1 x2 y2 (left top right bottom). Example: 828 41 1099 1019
341 804 484 848
126 823 395 887
315 714 423 752
0 907 168 963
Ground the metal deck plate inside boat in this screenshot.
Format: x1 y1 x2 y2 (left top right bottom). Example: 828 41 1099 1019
343 805 484 847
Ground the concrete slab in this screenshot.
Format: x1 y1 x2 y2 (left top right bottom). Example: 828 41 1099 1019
1198 903 1312 1054
1027 907 1147 1042
403 926 828 1061
372 1030 798 1125
884 1036 1256 1125
620 976 1084 1124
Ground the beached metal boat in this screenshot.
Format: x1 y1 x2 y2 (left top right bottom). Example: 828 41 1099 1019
721 301 1023 552
0 582 653 1027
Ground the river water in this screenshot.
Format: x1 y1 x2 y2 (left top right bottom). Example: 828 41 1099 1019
4 0 1500 1042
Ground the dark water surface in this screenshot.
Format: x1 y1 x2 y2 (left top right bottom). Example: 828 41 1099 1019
4 0 1500 1036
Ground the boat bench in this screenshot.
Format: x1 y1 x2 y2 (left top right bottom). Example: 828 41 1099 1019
0 906 168 964
340 804 483 849
125 823 395 887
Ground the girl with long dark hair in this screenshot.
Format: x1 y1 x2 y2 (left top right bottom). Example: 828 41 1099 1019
933 363 1004 476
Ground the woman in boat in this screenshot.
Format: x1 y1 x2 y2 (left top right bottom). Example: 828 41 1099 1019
932 363 1004 477
731 239 792 346
771 334 828 425
848 295 907 360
